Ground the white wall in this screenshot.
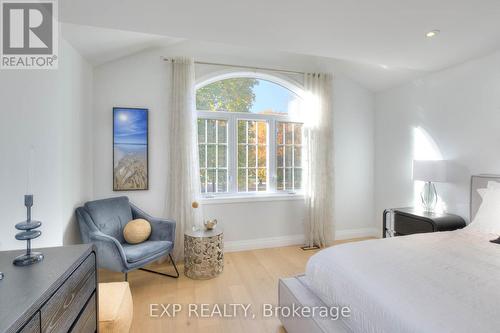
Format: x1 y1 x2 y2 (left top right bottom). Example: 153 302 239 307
92 40 376 248
0 39 93 250
375 49 500 231
334 76 375 233
60 41 94 245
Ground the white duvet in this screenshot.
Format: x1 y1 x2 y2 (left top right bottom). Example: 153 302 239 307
306 230 500 333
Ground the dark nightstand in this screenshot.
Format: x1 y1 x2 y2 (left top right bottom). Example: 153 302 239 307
383 207 466 238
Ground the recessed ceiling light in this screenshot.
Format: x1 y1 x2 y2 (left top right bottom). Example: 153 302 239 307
426 30 440 38
379 64 389 70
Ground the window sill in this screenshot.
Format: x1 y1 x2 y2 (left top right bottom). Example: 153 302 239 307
199 193 304 205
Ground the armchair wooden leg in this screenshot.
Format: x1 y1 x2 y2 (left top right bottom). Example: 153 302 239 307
124 272 128 281
139 254 180 279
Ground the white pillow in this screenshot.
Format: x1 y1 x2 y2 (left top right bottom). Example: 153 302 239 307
488 181 500 189
477 188 487 199
467 186 500 235
477 181 500 199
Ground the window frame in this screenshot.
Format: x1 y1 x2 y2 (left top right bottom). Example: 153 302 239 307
236 119 269 193
195 72 305 200
197 117 229 194
276 121 304 192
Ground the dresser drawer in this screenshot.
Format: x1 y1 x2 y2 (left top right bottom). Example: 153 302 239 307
18 312 40 333
41 253 96 333
394 213 434 235
70 293 96 333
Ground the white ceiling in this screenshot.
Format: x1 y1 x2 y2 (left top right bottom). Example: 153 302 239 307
59 0 500 90
62 24 183 66
62 24 427 92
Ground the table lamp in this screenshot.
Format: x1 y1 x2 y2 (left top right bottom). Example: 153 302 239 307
412 160 447 212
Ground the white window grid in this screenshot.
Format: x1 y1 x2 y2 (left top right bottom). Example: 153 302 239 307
198 118 228 193
276 122 303 192
197 110 303 197
237 119 268 192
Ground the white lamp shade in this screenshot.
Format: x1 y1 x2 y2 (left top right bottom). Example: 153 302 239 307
412 160 447 182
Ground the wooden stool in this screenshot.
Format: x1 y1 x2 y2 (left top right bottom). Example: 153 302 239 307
98 282 133 333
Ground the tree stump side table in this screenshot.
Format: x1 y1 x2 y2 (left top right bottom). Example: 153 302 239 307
184 228 223 279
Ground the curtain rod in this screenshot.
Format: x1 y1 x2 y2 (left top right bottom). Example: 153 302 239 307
161 57 305 76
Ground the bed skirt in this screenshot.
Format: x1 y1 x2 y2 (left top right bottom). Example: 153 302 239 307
278 275 350 333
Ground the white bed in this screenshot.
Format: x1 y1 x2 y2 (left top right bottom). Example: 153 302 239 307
279 175 500 333
306 229 500 333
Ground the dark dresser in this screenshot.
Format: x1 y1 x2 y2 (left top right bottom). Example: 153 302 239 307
0 244 97 333
383 207 466 238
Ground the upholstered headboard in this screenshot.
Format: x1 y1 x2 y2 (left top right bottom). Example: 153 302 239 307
470 174 500 221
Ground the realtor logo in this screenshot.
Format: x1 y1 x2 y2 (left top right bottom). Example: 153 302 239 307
1 0 58 69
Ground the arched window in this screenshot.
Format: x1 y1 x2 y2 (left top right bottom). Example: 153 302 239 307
196 73 303 196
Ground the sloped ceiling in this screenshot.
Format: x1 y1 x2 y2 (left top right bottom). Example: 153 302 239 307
60 0 500 91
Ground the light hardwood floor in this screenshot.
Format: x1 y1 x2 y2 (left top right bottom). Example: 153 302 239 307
99 238 372 333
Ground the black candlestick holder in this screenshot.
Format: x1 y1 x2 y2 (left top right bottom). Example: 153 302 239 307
13 195 44 266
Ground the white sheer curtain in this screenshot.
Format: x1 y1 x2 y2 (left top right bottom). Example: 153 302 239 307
166 57 203 260
303 73 335 248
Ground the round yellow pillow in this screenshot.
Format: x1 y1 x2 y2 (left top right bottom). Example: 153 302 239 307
123 219 151 244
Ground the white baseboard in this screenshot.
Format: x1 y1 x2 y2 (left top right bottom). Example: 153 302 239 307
335 227 379 240
225 234 304 253
224 227 379 253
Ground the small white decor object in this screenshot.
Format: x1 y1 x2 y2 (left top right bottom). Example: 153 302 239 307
204 218 217 230
412 160 447 212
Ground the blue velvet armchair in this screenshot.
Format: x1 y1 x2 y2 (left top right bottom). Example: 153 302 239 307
76 196 178 280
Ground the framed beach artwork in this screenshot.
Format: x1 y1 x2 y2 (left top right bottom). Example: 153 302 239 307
113 107 149 191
